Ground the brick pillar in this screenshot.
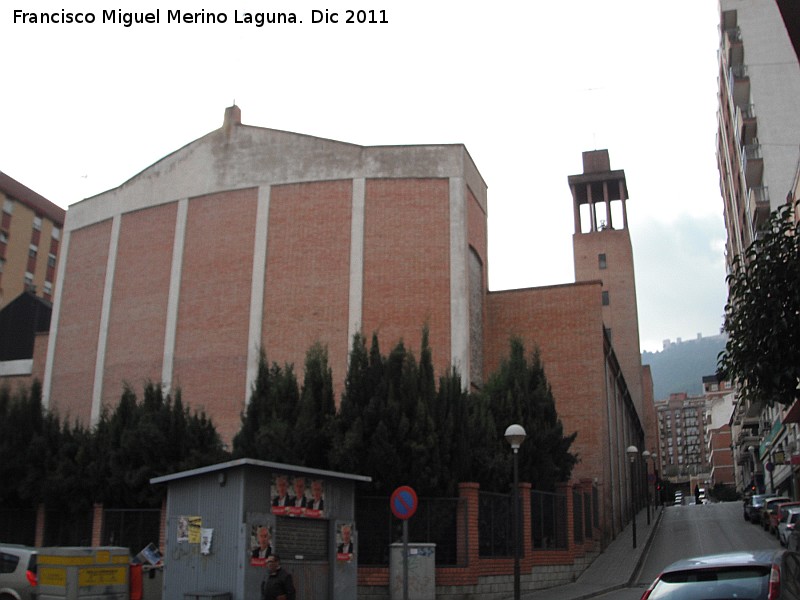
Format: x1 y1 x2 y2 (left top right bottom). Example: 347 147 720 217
458 482 480 567
556 481 573 553
160 497 168 552
35 503 46 547
92 503 104 547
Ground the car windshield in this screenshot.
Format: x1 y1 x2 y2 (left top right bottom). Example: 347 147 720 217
647 566 769 599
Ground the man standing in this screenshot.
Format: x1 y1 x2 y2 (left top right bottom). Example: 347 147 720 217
262 555 295 600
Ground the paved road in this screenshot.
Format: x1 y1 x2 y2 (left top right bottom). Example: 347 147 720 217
593 501 784 600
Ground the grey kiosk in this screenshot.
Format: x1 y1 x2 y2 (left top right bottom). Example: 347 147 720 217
151 459 371 600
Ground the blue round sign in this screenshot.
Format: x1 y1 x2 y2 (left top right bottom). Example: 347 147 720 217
390 486 418 520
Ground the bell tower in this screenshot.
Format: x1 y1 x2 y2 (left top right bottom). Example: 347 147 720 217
568 149 644 414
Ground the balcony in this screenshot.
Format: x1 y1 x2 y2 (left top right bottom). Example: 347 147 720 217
742 142 764 188
747 186 770 230
735 104 758 146
724 27 744 66
729 64 751 109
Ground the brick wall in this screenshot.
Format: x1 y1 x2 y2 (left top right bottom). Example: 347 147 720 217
102 202 177 405
485 282 608 484
362 178 451 371
172 189 258 442
262 180 353 404
50 219 112 422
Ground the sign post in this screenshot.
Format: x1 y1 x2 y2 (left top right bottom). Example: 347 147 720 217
390 486 418 600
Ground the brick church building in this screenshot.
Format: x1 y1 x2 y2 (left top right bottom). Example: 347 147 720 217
37 106 654 542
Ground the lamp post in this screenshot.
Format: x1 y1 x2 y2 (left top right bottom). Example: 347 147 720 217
642 450 651 525
627 445 638 549
649 451 660 511
505 424 527 600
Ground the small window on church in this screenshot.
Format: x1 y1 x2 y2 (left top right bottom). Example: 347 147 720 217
602 291 610 306
598 253 607 269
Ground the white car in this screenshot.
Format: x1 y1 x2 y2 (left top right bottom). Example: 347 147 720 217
778 507 800 546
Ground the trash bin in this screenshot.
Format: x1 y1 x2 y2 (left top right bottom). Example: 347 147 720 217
36 547 130 600
389 543 435 600
129 563 143 600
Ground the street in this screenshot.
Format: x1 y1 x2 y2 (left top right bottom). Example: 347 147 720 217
593 501 784 599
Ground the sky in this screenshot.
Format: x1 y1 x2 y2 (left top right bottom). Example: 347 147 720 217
2 0 729 353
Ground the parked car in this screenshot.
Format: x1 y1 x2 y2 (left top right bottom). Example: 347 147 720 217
772 501 800 536
639 549 800 600
779 509 800 547
745 493 776 522
0 544 38 600
789 530 800 552
761 496 793 530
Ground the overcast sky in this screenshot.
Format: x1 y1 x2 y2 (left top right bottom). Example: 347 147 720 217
2 0 728 352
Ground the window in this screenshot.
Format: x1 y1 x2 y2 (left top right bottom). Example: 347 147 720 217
43 281 52 296
29 244 38 258
598 253 607 269
51 227 61 241
33 216 42 231
47 253 56 268
24 272 34 287
601 291 610 306
0 551 20 573
2 199 13 215
0 231 7 244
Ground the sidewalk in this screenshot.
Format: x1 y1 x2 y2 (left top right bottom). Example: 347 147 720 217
521 504 664 600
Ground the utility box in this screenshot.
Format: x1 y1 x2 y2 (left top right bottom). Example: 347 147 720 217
36 547 130 600
389 543 435 600
151 458 371 600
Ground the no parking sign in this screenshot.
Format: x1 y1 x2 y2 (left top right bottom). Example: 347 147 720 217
390 485 418 520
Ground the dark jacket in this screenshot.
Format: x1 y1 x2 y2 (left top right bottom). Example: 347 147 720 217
261 567 296 600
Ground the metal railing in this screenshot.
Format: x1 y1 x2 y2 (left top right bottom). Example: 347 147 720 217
355 496 466 567
44 508 93 546
531 490 567 550
103 508 161 553
478 491 513 557
0 508 37 546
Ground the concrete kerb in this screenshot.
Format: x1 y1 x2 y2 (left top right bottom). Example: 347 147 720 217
629 506 664 585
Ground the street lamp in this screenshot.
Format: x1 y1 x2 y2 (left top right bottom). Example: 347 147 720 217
642 450 651 525
505 424 526 600
627 445 638 549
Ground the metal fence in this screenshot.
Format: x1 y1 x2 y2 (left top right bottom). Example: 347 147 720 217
44 508 94 546
478 491 513 557
103 508 161 553
572 489 583 544
531 490 567 550
355 496 466 567
0 508 37 546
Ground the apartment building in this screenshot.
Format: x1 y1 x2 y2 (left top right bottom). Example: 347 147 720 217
717 0 800 497
656 393 709 483
0 172 65 309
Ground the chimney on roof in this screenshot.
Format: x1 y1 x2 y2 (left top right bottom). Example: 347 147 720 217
223 105 241 131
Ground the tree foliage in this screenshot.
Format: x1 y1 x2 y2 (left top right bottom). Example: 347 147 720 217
328 331 577 495
0 381 227 510
719 200 800 407
2 330 579 511
483 337 578 491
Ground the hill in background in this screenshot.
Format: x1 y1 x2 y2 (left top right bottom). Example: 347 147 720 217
642 334 728 401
